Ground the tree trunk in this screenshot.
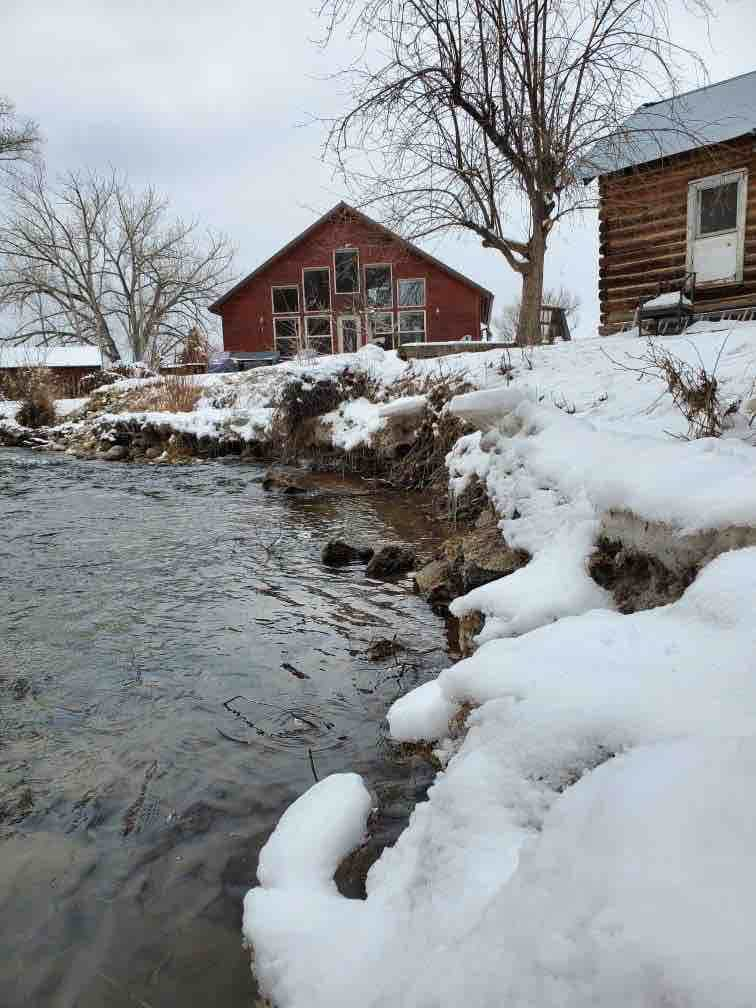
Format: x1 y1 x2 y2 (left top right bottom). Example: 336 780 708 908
517 242 545 346
517 215 547 347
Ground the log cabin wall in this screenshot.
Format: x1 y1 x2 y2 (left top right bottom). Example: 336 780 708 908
598 134 756 334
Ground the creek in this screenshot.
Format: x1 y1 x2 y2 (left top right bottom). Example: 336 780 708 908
0 449 453 1007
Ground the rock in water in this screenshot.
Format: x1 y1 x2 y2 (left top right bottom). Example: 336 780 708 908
102 444 128 461
322 540 375 566
262 467 308 493
414 559 455 613
366 545 417 578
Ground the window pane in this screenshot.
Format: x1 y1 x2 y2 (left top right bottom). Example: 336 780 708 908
699 181 739 235
371 311 394 334
335 250 359 293
307 336 333 355
398 279 425 307
306 316 331 339
272 286 299 314
398 311 425 343
365 265 392 307
304 269 331 311
274 317 299 360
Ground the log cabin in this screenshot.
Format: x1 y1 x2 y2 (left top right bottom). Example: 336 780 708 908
209 202 494 361
583 70 756 334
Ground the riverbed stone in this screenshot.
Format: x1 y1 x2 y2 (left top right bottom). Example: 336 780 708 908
262 466 308 493
145 446 163 460
366 545 417 578
322 540 375 565
102 444 129 461
414 559 455 613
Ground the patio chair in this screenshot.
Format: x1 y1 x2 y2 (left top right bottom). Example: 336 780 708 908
636 272 696 337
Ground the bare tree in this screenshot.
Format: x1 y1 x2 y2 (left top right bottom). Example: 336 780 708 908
0 98 40 171
494 284 580 341
320 0 705 344
0 169 234 362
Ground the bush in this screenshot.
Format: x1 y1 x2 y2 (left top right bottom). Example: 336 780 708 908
8 367 58 428
276 377 345 432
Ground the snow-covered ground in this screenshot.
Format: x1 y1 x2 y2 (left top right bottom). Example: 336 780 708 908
242 322 756 1008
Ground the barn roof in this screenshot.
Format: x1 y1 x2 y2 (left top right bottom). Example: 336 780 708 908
0 343 103 368
582 69 756 180
209 201 494 319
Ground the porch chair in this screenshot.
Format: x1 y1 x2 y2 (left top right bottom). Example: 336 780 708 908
636 272 696 337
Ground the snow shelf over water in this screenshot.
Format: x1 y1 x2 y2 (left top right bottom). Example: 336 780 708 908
243 321 756 1008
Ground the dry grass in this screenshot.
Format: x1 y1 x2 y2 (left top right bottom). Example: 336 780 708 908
127 374 202 413
4 367 59 428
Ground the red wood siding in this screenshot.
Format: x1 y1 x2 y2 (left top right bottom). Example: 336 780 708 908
216 210 484 353
599 135 756 333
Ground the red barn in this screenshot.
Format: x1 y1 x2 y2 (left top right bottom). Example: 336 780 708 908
209 202 493 360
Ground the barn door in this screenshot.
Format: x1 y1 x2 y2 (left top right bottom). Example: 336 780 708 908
687 170 747 285
337 315 359 354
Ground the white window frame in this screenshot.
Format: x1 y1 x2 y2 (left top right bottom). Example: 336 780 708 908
370 311 394 334
302 266 332 312
305 314 333 353
397 277 426 308
686 169 748 285
271 284 300 315
398 309 426 343
334 248 360 295
364 263 393 308
273 316 301 355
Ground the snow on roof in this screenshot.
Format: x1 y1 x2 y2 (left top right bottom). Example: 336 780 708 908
0 343 103 369
582 70 756 179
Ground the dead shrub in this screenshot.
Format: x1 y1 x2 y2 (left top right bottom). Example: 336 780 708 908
387 406 473 492
276 376 344 433
128 374 202 413
6 367 58 428
605 336 737 439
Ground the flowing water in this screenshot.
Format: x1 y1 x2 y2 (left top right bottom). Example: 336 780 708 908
0 449 453 1007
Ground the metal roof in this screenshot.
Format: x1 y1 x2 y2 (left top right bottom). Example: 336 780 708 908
0 343 104 368
209 201 494 318
582 70 756 180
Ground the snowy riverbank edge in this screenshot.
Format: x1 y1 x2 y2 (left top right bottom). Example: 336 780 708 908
241 323 756 1008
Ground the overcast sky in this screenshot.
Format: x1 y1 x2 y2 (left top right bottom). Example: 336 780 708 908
3 0 756 339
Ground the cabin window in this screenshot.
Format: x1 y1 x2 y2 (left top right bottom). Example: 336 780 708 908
698 181 739 236
305 315 333 354
398 278 425 307
271 286 299 314
334 249 360 294
687 170 748 285
369 311 394 344
303 268 331 311
365 265 392 307
273 317 300 360
398 310 426 344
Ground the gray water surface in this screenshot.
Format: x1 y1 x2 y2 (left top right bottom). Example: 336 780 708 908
0 449 451 1007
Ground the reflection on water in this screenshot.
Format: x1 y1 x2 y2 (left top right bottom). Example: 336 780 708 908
0 450 452 1007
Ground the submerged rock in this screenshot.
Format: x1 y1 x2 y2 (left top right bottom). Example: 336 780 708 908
322 540 375 565
366 545 417 578
262 467 308 493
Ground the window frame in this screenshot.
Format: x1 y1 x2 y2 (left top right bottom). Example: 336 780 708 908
334 248 360 295
398 309 426 344
370 311 394 335
271 284 300 316
397 277 426 308
302 266 332 312
273 316 301 358
686 169 748 284
305 314 334 354
364 263 393 308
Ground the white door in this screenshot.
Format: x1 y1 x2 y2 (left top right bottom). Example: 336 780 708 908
337 315 360 353
687 170 747 285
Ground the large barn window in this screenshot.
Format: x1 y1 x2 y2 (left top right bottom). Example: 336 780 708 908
271 285 299 314
303 268 331 311
398 310 426 344
398 278 426 307
305 315 333 355
274 317 300 360
365 265 392 307
334 249 359 294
